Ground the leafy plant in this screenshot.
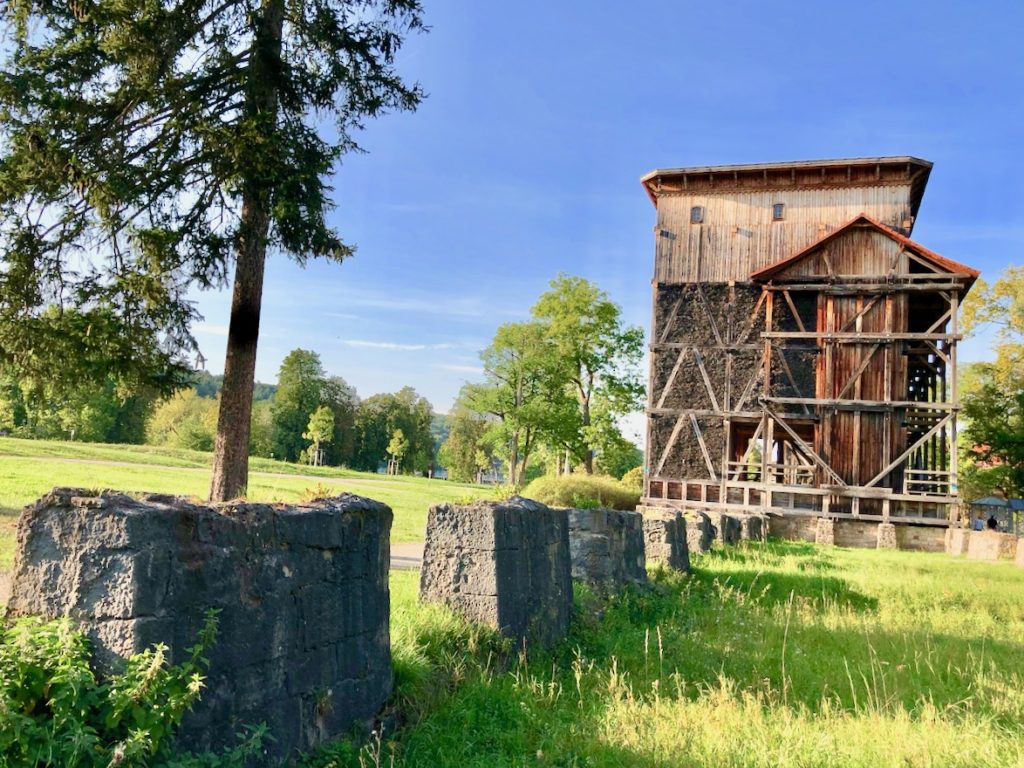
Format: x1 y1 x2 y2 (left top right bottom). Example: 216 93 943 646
0 609 262 766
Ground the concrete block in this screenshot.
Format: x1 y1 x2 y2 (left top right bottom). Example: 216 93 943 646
966 530 1018 562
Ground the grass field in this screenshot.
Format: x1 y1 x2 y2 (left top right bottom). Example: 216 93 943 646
2 437 1023 766
0 437 495 568
307 543 1024 768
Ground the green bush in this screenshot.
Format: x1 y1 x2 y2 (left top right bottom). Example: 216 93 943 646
0 610 263 767
620 465 644 491
521 474 640 511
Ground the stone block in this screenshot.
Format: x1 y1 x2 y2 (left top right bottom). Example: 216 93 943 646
641 509 690 572
5 488 393 762
419 497 571 649
567 508 646 588
1016 539 1024 569
681 510 713 555
815 517 835 546
966 530 1018 562
739 514 767 543
876 522 897 549
946 528 971 556
704 511 741 546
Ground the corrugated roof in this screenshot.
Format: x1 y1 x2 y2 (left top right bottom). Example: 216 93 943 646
748 213 980 282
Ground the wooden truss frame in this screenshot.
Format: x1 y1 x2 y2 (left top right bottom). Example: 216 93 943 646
644 271 971 526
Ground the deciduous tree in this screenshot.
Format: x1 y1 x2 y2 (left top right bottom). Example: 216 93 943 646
303 405 335 466
532 275 644 473
271 349 325 462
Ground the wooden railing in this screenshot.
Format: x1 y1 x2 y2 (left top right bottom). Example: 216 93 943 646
645 475 955 525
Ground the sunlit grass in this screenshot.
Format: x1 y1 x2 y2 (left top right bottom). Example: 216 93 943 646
307 543 1024 767
0 436 494 567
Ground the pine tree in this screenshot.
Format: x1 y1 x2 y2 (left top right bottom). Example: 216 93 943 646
0 0 424 499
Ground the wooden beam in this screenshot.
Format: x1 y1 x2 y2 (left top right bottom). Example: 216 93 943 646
763 331 963 342
692 349 722 413
658 295 684 344
781 289 806 333
763 402 846 486
865 414 953 488
653 414 686 477
834 343 882 401
690 414 719 481
655 346 688 409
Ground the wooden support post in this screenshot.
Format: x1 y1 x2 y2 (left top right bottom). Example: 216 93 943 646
949 291 960 522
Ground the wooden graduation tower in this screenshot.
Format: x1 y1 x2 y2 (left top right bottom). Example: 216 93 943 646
641 157 979 527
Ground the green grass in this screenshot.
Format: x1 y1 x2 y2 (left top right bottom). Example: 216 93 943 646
0 436 494 568
307 542 1024 768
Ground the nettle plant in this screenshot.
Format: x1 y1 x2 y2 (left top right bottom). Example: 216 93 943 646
0 610 263 767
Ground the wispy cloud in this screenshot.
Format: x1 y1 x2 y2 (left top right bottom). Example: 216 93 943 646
340 339 454 351
433 363 483 375
194 322 229 336
344 293 485 318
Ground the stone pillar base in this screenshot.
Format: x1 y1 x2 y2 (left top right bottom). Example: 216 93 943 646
568 508 647 588
419 496 572 649
641 510 690 572
815 517 835 546
876 522 897 549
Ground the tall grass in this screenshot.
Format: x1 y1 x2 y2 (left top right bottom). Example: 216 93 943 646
308 542 1024 767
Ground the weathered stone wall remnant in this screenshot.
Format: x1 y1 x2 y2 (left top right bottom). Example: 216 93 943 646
419 497 571 649
567 508 647 588
5 488 393 761
640 509 690 572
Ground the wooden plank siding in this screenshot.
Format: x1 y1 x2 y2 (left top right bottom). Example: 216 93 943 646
641 157 975 525
654 187 914 284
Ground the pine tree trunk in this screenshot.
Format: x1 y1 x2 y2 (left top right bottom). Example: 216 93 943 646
208 0 283 502
209 198 270 501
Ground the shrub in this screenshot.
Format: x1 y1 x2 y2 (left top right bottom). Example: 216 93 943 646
620 466 644 491
521 474 640 511
0 610 263 766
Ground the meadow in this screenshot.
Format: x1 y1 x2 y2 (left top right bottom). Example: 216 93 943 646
314 543 1024 767
2 438 1023 766
0 437 494 569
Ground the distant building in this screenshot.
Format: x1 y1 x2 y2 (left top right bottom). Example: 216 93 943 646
640 157 978 530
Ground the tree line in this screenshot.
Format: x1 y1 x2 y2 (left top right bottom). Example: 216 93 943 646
438 275 644 485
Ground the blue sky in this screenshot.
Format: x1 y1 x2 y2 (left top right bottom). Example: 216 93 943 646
191 0 1024 428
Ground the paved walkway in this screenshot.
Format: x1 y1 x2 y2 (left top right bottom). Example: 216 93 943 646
390 542 424 571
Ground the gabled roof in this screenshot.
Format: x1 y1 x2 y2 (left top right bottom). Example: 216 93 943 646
749 213 980 283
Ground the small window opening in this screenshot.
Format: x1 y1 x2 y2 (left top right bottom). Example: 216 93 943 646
772 203 785 221
690 206 704 224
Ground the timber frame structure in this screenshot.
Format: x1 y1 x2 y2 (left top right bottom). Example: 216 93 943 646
641 157 979 527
